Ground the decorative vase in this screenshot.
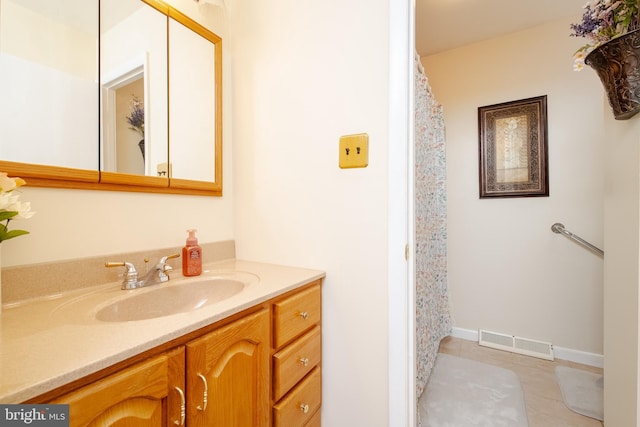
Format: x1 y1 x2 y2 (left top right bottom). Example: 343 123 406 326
138 139 145 160
586 29 640 120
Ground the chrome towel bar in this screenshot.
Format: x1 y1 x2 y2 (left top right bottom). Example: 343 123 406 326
551 223 604 257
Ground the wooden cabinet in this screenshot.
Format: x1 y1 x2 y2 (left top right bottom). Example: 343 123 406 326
272 283 322 426
52 348 185 427
54 310 269 427
42 281 322 427
186 309 270 426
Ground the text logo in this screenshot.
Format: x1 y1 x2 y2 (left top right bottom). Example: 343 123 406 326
0 405 69 426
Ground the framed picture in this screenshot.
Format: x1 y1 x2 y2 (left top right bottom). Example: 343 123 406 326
478 95 549 198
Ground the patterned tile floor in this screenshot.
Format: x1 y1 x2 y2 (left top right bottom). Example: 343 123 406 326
438 336 604 427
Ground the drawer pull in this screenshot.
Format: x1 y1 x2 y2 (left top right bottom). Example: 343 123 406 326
299 357 310 367
173 387 186 426
197 373 208 411
299 311 309 320
299 403 310 414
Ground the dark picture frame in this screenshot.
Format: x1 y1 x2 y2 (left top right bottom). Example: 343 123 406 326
478 95 549 198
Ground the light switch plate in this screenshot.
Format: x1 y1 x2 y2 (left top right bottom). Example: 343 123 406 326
339 133 369 168
157 162 171 177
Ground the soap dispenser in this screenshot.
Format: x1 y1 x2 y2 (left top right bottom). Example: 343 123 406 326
182 229 202 276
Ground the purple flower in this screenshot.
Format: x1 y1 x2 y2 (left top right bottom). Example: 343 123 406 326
126 96 144 138
570 0 640 54
570 6 602 37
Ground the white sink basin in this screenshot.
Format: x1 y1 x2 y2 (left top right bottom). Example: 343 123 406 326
51 271 259 323
96 278 246 322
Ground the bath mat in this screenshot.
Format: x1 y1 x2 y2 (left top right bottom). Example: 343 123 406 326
555 366 603 421
418 354 528 427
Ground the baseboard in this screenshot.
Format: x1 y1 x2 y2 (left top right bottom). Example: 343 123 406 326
553 346 604 368
450 326 479 341
450 327 604 369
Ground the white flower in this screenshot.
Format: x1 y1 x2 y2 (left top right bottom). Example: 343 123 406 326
9 201 35 220
573 50 589 72
0 191 19 211
0 172 22 192
0 171 34 242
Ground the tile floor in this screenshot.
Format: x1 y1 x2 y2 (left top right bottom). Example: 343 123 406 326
438 336 604 427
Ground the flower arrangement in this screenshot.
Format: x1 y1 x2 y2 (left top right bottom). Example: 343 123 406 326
0 172 35 243
126 95 144 138
570 0 640 71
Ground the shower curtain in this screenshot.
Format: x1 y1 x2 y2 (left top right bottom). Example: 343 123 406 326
414 53 451 399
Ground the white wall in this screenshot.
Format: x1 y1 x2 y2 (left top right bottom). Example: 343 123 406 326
603 116 640 426
230 0 397 425
423 18 605 355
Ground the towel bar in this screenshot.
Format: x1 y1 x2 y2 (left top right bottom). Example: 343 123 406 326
551 223 604 257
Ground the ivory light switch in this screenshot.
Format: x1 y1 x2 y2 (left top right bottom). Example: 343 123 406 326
339 133 369 168
157 162 171 177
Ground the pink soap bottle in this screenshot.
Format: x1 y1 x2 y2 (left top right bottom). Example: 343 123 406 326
182 229 202 276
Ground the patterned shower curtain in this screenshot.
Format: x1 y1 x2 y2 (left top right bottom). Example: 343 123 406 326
414 54 452 399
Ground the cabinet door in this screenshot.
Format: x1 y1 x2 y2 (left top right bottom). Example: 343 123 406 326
52 348 185 427
186 309 270 427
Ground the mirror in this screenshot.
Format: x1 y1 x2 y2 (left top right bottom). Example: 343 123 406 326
166 7 222 192
0 0 222 196
169 16 218 183
0 0 99 172
100 0 168 178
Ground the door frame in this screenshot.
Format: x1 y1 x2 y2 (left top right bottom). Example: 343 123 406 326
387 0 416 425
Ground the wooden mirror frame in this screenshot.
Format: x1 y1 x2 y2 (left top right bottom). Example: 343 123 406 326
0 0 222 197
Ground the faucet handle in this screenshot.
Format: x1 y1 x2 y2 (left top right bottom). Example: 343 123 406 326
105 261 136 272
105 261 139 289
156 253 180 282
159 253 180 264
157 253 180 271
105 261 125 268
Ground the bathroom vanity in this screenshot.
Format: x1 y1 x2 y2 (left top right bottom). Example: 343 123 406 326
0 258 324 427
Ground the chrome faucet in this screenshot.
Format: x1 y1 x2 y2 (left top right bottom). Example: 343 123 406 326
106 253 180 290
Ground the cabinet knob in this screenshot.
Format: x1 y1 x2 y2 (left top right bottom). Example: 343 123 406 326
299 403 310 414
173 386 185 426
299 357 310 367
196 373 209 412
299 311 309 320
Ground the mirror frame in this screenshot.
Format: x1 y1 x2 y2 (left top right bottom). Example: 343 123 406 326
0 0 222 197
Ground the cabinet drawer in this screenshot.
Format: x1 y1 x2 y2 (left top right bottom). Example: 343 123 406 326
273 327 321 401
305 409 321 427
273 367 321 427
274 284 321 348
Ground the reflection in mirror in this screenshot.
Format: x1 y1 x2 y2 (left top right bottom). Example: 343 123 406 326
100 0 168 178
0 0 99 170
169 16 216 183
116 78 145 175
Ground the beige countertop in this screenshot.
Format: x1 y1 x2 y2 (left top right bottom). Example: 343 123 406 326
0 259 325 403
